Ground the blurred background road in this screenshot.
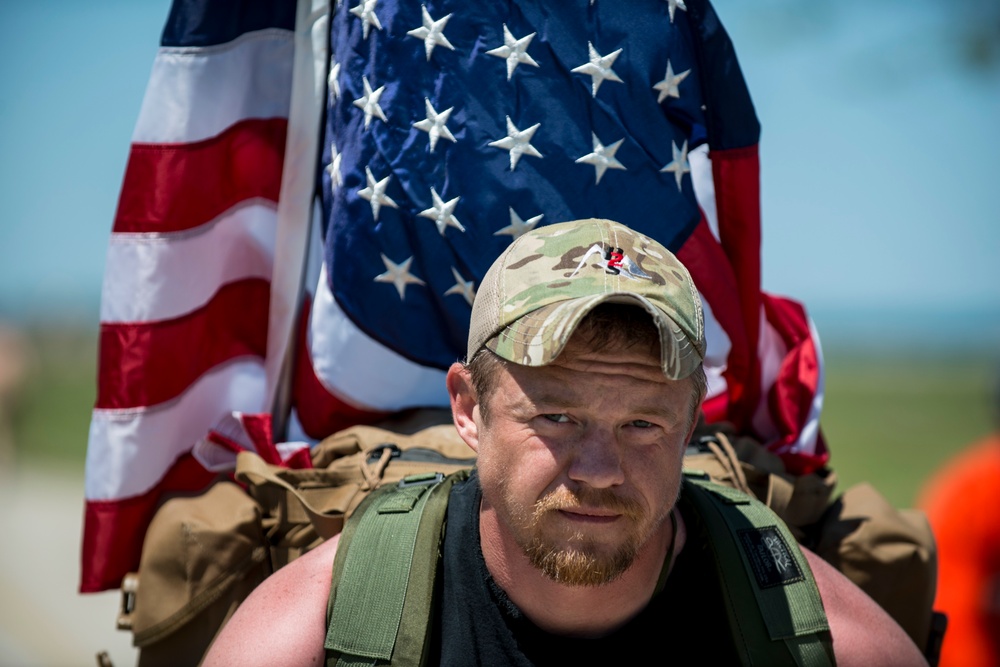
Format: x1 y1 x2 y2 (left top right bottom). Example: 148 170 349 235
0 465 136 667
0 0 997 664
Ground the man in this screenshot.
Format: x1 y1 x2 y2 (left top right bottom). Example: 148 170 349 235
204 219 925 665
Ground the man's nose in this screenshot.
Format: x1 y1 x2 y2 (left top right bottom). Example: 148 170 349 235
567 428 625 489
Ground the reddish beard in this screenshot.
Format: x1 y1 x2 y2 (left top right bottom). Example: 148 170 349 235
516 485 648 587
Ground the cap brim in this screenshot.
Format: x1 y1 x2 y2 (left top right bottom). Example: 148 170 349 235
485 293 702 380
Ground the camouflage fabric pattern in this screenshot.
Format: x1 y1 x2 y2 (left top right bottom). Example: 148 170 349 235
468 218 705 380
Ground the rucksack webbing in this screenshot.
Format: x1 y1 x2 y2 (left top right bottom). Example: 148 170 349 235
325 470 468 667
683 472 835 666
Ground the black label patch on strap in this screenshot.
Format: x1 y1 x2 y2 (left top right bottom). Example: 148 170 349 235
737 527 804 589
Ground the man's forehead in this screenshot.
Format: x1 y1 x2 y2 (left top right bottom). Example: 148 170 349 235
505 336 673 389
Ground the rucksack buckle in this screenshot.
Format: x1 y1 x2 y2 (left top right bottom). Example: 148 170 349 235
398 472 445 488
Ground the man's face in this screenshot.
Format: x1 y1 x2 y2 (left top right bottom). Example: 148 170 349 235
473 334 697 587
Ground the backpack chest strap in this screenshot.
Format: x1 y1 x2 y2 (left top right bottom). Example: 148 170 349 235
326 471 465 667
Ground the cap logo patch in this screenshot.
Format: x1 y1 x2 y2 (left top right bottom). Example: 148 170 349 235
570 244 652 281
605 247 625 274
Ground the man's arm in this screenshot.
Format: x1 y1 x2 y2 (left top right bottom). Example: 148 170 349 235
202 534 340 667
802 547 928 667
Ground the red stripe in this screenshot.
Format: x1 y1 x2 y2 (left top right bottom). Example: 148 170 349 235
96 279 270 410
677 216 752 425
113 117 286 234
710 146 762 428
207 430 250 455
79 453 215 593
241 413 283 465
290 301 390 439
762 293 829 474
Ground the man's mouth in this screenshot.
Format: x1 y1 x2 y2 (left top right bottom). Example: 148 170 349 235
557 508 622 524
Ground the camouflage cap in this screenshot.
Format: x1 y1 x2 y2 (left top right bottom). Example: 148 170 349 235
469 218 705 379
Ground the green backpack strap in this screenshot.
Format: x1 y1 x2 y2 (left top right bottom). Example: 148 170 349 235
682 473 836 666
325 470 468 667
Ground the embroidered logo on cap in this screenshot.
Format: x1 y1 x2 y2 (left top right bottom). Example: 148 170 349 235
569 244 653 281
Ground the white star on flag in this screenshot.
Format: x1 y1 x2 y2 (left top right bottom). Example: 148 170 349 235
571 42 624 97
419 187 466 235
443 267 477 306
488 116 542 170
494 207 543 240
412 98 457 152
349 0 383 39
575 133 626 184
653 60 690 103
374 254 425 300
358 166 398 221
486 24 540 81
660 139 690 190
328 60 341 101
326 142 343 189
665 0 688 23
353 76 388 129
406 5 455 61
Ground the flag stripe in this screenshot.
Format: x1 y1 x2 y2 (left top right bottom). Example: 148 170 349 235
101 202 276 323
759 294 827 470
678 217 749 364
161 0 296 47
708 146 762 428
79 453 215 593
114 117 286 234
87 359 267 499
291 302 390 439
309 264 449 410
135 30 294 144
96 279 270 410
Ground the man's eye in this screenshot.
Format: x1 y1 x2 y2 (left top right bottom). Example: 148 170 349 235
543 414 570 423
631 420 654 428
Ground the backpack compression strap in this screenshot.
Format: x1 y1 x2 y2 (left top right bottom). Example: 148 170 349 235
325 470 468 667
683 473 836 666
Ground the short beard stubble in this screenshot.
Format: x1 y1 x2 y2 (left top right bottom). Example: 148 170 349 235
504 483 664 587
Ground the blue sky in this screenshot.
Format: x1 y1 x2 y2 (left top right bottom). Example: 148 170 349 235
1 0 997 348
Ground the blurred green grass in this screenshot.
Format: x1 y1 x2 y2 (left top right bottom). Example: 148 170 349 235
8 328 999 509
821 350 997 507
12 328 98 469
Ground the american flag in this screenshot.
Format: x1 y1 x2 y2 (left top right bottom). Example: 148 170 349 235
82 0 828 593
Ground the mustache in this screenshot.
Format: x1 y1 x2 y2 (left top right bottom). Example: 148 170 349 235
532 486 643 520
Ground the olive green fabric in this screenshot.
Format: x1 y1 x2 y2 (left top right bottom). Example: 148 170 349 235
683 474 835 666
326 471 467 667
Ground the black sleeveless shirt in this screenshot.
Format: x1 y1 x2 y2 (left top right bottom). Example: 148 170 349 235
430 472 740 665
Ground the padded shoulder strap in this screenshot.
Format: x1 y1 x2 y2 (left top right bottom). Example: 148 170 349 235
682 473 836 666
325 470 468 667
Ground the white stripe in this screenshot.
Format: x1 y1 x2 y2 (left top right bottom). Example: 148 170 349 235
100 202 277 323
689 143 719 241
700 294 730 400
133 29 294 144
85 360 267 500
798 318 824 455
265 0 331 421
309 264 449 411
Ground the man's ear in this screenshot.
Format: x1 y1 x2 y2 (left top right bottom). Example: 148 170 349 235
446 362 480 453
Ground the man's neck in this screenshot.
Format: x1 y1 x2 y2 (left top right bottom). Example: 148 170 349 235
478 503 687 638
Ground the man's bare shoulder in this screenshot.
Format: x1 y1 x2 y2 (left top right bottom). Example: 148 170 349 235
802 547 928 667
202 535 341 667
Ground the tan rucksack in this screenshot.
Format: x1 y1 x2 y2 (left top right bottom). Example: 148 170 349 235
111 415 943 666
